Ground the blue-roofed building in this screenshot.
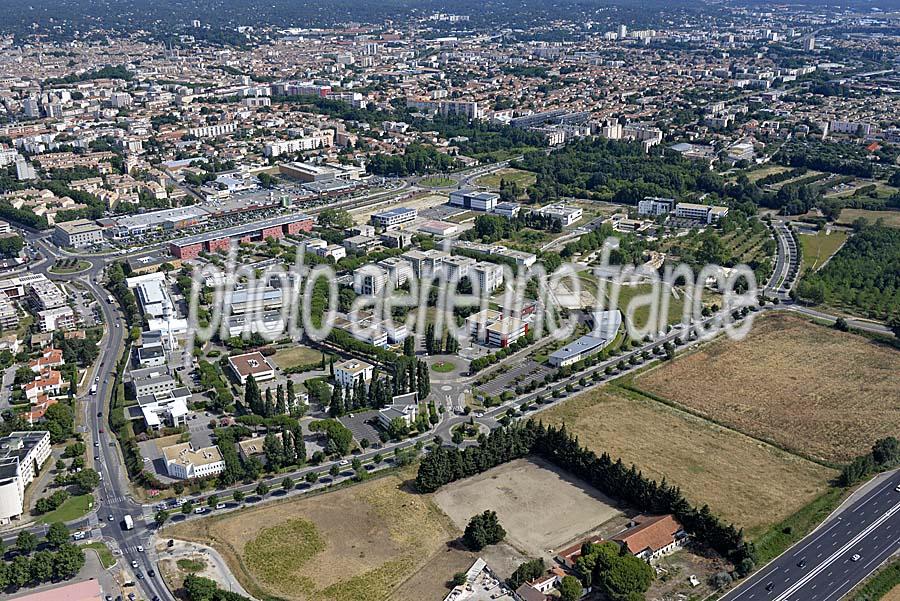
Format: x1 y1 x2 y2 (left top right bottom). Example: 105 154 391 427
549 310 622 367
371 206 418 228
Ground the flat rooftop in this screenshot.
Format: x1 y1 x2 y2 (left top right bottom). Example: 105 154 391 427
162 442 223 467
170 213 314 248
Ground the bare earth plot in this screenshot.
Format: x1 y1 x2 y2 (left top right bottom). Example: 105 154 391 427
165 472 460 601
635 313 900 463
432 456 623 559
540 386 834 536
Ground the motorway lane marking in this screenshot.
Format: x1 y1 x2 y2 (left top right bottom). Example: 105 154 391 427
820 580 851 601
773 500 900 601
852 476 899 514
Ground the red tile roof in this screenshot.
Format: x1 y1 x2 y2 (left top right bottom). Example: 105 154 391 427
611 514 683 556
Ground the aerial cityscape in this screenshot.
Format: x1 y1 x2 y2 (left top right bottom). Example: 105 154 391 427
0 1 897 601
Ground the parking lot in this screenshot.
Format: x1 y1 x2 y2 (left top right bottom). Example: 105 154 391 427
478 359 555 397
338 410 382 446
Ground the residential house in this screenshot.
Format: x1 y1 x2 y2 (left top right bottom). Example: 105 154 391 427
611 514 686 563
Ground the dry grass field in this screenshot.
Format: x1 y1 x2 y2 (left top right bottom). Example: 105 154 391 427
837 208 900 229
272 345 322 369
165 472 460 601
432 457 623 558
884 585 900 601
540 386 834 537
635 313 900 463
474 167 537 191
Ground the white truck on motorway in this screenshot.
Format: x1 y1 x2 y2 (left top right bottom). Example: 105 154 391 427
123 514 134 530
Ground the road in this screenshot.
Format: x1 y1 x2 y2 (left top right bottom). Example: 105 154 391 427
765 221 797 298
29 237 172 601
722 471 900 601
5 198 896 601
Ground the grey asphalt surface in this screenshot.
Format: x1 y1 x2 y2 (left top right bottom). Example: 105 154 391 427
722 470 900 601
5 195 896 601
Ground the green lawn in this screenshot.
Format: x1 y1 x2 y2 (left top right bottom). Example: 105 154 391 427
597 281 689 329
177 558 206 572
419 176 455 188
81 541 116 568
50 260 90 274
37 494 93 524
431 361 455 373
800 230 849 274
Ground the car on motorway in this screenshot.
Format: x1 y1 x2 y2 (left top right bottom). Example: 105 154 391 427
148 568 156 578
136 571 143 580
194 506 206 514
108 514 114 521
131 560 138 568
895 484 900 492
765 582 775 592
215 502 226 510
797 559 806 568
852 554 861 562
137 545 144 552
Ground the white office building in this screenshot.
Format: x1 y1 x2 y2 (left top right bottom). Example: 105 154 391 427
449 190 500 212
535 204 583 227
353 265 388 296
163 442 225 480
334 359 374 389
674 202 729 224
637 197 674 217
472 261 504 293
0 432 51 524
371 207 417 228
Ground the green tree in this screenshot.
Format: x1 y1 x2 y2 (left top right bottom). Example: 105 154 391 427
183 574 219 601
45 522 69 549
72 468 100 493
255 482 270 497
233 490 245 503
155 509 169 527
16 531 37 556
463 510 506 551
559 575 583 601
30 550 55 583
282 477 294 491
10 555 30 588
244 375 262 415
508 558 545 589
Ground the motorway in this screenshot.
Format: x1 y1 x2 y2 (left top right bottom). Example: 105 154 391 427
722 471 900 601
2 187 896 600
